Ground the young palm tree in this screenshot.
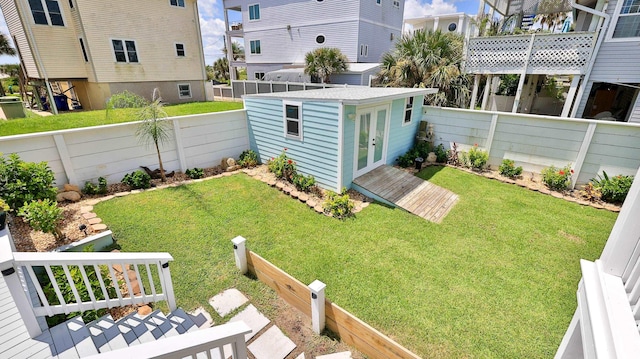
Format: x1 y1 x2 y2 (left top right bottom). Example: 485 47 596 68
213 57 230 83
304 47 349 84
136 90 171 181
377 29 471 108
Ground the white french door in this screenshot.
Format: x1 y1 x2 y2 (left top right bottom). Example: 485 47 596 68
354 105 389 178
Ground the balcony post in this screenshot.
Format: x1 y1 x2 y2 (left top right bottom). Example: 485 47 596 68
561 76 581 117
470 74 480 109
481 74 492 110
159 261 177 311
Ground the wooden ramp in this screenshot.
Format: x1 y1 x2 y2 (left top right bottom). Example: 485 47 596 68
353 165 458 223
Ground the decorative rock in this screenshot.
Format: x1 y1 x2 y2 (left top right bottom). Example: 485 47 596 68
361 202 370 208
516 181 528 188
503 179 515 185
226 158 237 167
80 206 94 213
56 191 82 202
85 199 101 206
551 192 564 199
298 193 309 202
137 305 153 316
130 280 141 295
221 172 232 177
283 187 293 194
276 182 285 190
63 184 82 193
260 177 269 183
92 223 107 231
220 158 230 170
307 199 317 208
564 196 577 203
115 192 129 197
576 199 590 206
130 189 142 194
127 270 138 281
353 206 362 214
591 202 605 209
101 195 115 201
88 218 102 225
81 212 96 219
267 180 276 186
314 205 324 213
539 188 551 195
254 175 262 181
290 190 299 199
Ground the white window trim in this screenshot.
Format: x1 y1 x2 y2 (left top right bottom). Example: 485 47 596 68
606 0 640 42
110 38 140 63
403 96 415 126
29 0 66 27
248 3 260 21
249 39 262 55
283 100 303 140
177 83 192 99
169 0 186 8
175 42 186 57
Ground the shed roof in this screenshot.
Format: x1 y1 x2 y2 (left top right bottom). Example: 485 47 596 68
243 87 437 105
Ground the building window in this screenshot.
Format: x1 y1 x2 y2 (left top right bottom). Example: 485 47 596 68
448 23 457 32
376 0 381 5
175 43 185 57
613 0 640 38
404 97 414 124
79 38 88 62
393 0 400 8
254 72 265 80
284 101 302 139
112 39 138 63
178 84 192 98
249 4 260 20
360 44 368 57
28 0 64 26
250 40 261 54
68 0 73 9
170 0 185 7
316 35 325 44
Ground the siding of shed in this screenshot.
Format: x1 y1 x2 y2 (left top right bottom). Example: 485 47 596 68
385 96 423 165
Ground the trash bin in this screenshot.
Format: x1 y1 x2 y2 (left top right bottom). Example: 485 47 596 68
53 95 69 111
0 96 25 119
414 157 424 170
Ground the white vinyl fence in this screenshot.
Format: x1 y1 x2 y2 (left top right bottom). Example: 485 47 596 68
0 110 249 187
423 107 640 186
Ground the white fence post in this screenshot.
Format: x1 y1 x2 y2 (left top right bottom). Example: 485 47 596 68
232 236 248 274
53 134 78 185
309 280 326 334
485 113 499 157
572 122 597 189
172 119 188 172
160 260 177 311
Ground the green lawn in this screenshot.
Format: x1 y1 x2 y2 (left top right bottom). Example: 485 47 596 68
93 167 617 358
0 101 243 136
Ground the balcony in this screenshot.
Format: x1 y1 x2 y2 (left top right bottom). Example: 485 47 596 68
227 22 243 36
464 32 596 75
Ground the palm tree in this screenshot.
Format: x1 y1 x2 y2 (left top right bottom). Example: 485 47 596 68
213 57 230 83
377 29 471 108
135 90 171 182
304 47 349 84
0 33 16 96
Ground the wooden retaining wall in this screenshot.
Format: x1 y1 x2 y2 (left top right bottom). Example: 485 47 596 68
245 250 420 359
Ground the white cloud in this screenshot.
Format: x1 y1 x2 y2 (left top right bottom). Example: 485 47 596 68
199 16 227 65
404 0 458 18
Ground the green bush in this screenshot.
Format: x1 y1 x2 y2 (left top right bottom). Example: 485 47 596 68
323 188 354 219
267 149 297 182
0 153 57 211
499 159 523 178
185 168 204 179
541 165 573 191
434 144 448 163
460 145 489 170
122 170 151 189
83 177 108 195
18 199 64 240
238 149 259 168
593 171 634 203
292 173 316 192
397 142 432 168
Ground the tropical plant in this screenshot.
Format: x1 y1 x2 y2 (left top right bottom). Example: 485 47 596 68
397 142 432 168
267 149 297 182
212 57 230 83
292 173 316 193
304 47 349 84
185 167 204 179
136 90 171 181
18 199 64 240
579 182 601 202
83 177 108 195
323 188 354 219
122 170 152 189
460 144 489 171
0 153 57 211
497 74 519 96
0 198 8 212
434 144 448 163
499 159 523 178
541 165 573 191
592 172 634 203
238 149 259 168
378 29 471 108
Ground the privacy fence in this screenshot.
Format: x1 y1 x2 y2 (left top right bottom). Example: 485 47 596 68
212 80 362 99
0 110 249 187
423 107 640 186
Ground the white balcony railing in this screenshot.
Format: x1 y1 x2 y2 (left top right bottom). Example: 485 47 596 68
465 32 596 75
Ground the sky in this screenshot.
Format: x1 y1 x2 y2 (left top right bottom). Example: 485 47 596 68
0 0 480 66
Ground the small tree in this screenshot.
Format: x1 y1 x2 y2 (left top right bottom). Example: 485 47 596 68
304 47 349 84
135 90 171 181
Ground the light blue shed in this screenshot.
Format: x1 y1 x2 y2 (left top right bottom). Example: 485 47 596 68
244 87 436 192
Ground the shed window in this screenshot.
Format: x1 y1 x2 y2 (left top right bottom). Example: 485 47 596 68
404 97 414 124
112 39 138 63
284 101 302 139
29 0 64 26
613 0 640 38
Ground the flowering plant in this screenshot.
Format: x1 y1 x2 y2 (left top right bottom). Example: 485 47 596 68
541 165 573 191
267 149 297 182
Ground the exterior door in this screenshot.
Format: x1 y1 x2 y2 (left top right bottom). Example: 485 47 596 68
354 105 389 178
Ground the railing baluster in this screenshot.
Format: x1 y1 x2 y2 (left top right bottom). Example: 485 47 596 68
78 265 98 310
93 264 112 308
61 264 82 306
121 262 136 304
25 265 53 317
44 265 68 314
156 262 165 298
133 264 147 300
146 263 157 302
624 258 640 293
107 262 124 306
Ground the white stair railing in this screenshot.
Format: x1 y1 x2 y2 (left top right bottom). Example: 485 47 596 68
13 251 176 317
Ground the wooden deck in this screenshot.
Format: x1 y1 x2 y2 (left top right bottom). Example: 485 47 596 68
353 166 458 223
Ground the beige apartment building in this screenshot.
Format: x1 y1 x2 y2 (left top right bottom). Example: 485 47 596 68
0 0 207 111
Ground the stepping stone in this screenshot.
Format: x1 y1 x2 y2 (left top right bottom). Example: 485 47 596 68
115 192 129 197
82 212 97 219
187 307 214 329
92 224 107 231
80 206 94 213
229 304 270 341
248 325 296 359
298 193 309 202
88 218 102 225
85 199 101 206
209 288 249 317
316 352 352 359
101 195 115 201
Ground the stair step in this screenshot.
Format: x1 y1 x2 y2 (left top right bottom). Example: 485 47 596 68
50 318 80 359
66 316 98 357
119 312 158 344
87 315 128 352
167 308 200 334
134 310 179 339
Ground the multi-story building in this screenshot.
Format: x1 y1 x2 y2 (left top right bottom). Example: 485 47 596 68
222 0 405 82
0 0 208 111
465 0 640 123
403 12 475 37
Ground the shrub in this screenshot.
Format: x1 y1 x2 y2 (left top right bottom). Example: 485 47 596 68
499 159 523 178
579 182 601 202
98 177 108 194
267 149 297 182
0 199 8 212
292 173 316 192
122 170 151 189
461 144 489 170
18 199 64 240
0 153 57 211
323 188 354 219
185 168 204 179
541 165 573 191
238 150 259 168
397 142 432 168
83 177 108 195
447 142 460 166
434 144 448 163
593 172 634 203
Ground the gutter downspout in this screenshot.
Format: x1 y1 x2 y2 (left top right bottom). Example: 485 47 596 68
15 0 58 115
569 0 610 118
